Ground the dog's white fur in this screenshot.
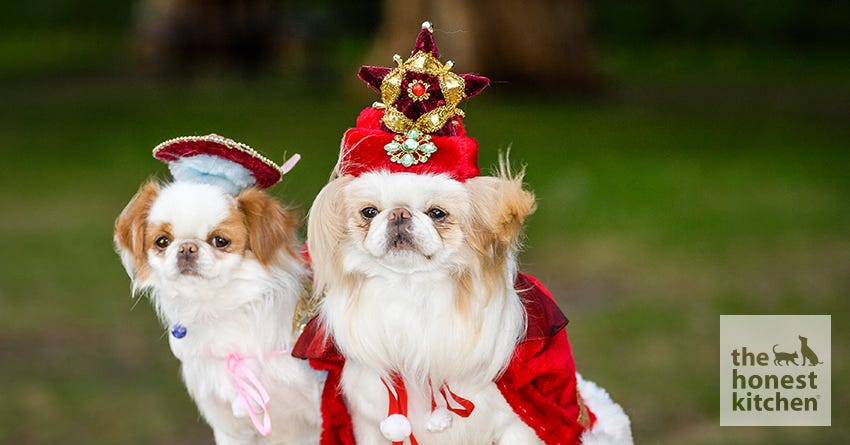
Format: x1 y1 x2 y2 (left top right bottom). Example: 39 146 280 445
308 170 632 444
115 180 323 445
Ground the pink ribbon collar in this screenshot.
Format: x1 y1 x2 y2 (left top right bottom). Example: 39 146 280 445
226 353 273 436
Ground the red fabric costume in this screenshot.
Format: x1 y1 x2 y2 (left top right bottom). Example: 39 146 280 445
291 272 596 445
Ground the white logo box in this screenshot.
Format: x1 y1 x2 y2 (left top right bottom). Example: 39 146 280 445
720 315 831 426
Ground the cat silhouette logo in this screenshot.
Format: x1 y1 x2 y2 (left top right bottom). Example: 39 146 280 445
772 343 798 366
720 315 831 426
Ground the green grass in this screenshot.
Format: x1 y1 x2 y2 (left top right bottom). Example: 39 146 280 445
0 38 848 444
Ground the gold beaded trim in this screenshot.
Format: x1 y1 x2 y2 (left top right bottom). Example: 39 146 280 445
152 134 284 174
291 288 317 338
577 388 592 429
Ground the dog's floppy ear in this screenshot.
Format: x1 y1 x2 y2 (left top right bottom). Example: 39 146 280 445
307 175 352 295
237 188 300 266
465 170 536 254
114 180 160 278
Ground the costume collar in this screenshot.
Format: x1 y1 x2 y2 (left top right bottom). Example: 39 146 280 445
515 272 568 341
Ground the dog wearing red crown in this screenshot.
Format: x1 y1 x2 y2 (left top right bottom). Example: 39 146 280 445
293 23 632 445
114 135 323 445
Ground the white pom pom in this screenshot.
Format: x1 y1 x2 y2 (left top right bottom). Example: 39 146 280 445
380 414 412 442
425 407 453 432
231 397 248 418
422 21 433 32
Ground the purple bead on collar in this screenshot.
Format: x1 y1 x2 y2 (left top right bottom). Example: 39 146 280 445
171 324 187 339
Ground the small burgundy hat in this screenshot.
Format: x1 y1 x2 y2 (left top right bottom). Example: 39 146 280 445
337 21 489 182
153 134 299 194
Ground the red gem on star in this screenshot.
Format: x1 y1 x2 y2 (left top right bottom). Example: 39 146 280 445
411 82 426 97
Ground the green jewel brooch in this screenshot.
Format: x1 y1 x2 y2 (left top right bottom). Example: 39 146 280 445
384 129 438 167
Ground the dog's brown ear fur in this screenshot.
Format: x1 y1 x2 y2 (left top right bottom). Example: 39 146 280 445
465 170 536 256
307 175 353 297
114 180 160 277
237 188 300 266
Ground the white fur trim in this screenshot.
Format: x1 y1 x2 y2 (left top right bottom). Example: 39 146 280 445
577 373 634 445
425 407 453 432
380 414 412 442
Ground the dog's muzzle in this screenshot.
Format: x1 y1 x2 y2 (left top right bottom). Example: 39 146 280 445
177 241 200 274
387 208 415 250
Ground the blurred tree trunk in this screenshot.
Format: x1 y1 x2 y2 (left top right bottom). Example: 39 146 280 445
364 0 602 94
133 0 278 76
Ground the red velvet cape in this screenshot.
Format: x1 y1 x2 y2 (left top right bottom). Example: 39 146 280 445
291 272 595 444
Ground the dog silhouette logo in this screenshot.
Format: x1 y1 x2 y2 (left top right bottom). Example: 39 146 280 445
799 335 824 366
771 336 824 367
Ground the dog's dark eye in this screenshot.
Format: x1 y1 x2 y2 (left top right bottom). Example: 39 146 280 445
360 207 379 219
155 236 170 249
210 236 230 249
427 207 447 220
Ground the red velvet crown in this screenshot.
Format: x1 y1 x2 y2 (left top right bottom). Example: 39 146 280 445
338 21 489 182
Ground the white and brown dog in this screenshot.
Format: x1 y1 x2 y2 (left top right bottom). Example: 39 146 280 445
298 167 632 445
115 177 323 445
292 21 631 444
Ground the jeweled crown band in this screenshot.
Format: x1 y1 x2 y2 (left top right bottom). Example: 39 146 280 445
338 107 480 181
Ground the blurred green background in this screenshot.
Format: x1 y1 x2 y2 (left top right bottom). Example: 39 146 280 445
0 1 847 444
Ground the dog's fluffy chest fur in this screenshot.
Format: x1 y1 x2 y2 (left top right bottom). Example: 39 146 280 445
341 362 542 445
323 269 538 444
324 270 524 383
149 259 323 445
156 264 296 360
